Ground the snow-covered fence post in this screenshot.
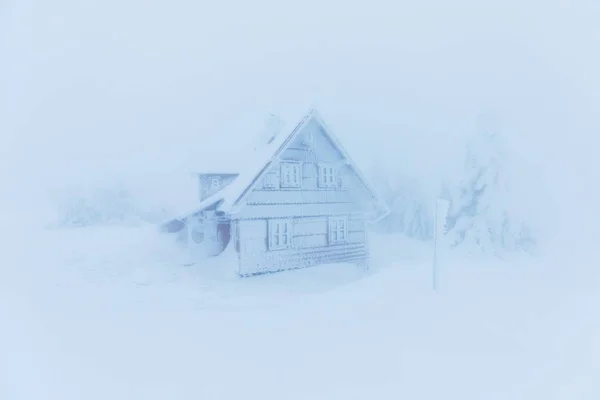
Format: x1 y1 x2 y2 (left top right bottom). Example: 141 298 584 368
432 198 450 291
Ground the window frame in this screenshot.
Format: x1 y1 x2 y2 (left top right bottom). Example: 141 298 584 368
263 173 277 189
280 162 302 188
328 216 348 245
302 131 314 146
210 177 221 190
268 219 294 250
318 163 338 188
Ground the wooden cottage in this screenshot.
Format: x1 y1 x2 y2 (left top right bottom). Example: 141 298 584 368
160 108 389 276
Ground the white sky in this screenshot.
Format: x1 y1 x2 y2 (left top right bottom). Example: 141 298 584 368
1 0 599 237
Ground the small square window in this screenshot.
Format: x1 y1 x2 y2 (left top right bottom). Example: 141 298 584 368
263 174 277 188
210 177 221 190
302 131 314 146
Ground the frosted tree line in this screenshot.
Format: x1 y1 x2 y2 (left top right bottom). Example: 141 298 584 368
54 114 536 255
54 182 170 228
373 122 535 255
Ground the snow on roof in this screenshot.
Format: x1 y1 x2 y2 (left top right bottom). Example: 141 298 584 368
189 109 310 175
160 109 314 227
219 110 314 213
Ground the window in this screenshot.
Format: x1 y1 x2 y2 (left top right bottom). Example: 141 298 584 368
210 177 221 190
280 162 302 188
268 219 293 250
328 216 348 244
263 174 276 188
302 131 314 146
318 164 337 188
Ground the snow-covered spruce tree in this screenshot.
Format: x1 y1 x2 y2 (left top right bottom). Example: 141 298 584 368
445 127 535 254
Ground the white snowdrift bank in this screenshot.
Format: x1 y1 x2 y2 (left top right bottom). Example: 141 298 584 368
2 224 599 400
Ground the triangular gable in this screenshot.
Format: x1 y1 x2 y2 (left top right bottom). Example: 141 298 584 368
221 108 390 220
312 110 390 219
218 110 314 213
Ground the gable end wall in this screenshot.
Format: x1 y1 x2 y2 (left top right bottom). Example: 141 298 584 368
233 118 370 275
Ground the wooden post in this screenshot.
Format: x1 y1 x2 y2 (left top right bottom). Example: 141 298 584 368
432 201 439 291
432 198 449 292
185 219 194 266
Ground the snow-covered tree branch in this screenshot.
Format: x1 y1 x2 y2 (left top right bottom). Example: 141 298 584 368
445 126 535 254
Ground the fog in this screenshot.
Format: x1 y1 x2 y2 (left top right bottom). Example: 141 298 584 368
2 0 599 248
3 3 600 398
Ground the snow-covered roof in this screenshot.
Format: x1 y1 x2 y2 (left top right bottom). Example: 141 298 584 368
160 108 390 229
187 109 307 176
160 109 312 227
218 110 314 213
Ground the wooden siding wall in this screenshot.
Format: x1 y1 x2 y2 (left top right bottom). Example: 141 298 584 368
236 214 369 276
235 120 370 276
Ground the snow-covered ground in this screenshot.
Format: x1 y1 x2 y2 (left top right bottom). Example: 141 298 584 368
2 220 599 400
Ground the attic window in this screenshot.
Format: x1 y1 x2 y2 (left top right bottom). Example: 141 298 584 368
281 162 302 188
318 164 337 188
210 177 221 190
263 174 276 188
302 131 314 146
